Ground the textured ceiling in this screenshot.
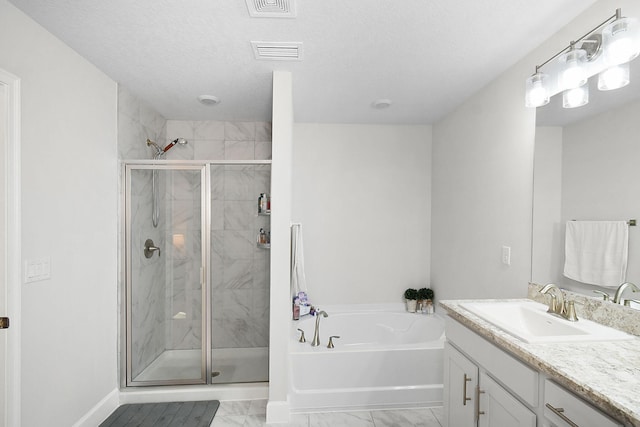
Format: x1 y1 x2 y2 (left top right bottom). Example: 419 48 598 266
9 0 597 124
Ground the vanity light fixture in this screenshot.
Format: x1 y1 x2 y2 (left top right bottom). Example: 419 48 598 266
525 8 640 108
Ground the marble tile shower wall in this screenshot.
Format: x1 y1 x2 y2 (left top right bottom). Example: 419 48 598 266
164 169 203 350
118 84 273 371
211 165 271 349
118 86 168 378
166 120 272 350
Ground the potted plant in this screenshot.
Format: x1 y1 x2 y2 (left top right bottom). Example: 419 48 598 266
418 287 434 304
404 288 418 313
418 287 435 314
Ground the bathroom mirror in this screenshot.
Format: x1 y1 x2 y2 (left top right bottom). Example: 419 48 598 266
531 61 640 305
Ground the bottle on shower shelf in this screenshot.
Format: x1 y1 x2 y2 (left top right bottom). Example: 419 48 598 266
259 193 268 213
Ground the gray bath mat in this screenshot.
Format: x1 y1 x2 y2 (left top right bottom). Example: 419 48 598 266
99 400 220 427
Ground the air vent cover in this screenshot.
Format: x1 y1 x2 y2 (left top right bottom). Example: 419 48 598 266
245 0 296 18
251 41 303 61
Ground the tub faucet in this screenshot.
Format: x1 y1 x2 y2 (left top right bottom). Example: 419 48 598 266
311 311 328 347
613 282 639 304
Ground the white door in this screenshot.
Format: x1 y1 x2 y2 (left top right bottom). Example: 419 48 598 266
0 68 21 427
0 79 6 427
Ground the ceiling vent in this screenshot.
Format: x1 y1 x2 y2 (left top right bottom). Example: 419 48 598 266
245 0 296 18
251 41 303 61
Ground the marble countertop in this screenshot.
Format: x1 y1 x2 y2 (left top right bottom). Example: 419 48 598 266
439 298 640 427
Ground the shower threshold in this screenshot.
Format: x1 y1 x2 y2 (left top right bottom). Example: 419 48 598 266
132 347 268 384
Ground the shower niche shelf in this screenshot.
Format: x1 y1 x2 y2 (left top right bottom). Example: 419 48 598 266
258 211 271 216
257 243 271 249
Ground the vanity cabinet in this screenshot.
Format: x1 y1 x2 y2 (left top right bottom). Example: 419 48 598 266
444 342 535 427
543 380 622 427
444 315 625 427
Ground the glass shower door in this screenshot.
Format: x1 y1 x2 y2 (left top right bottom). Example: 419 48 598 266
125 164 208 386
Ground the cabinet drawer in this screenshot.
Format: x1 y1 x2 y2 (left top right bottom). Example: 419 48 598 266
544 380 622 427
446 316 538 406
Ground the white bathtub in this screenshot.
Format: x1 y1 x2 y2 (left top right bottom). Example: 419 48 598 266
289 304 445 412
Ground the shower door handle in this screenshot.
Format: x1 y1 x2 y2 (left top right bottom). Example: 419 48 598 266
144 239 161 258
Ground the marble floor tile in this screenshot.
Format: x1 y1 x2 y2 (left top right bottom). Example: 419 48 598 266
248 399 267 415
309 411 374 427
216 400 252 416
210 414 246 427
209 401 444 427
430 406 444 425
370 408 442 427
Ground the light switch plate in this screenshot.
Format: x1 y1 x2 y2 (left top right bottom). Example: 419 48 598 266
24 257 51 283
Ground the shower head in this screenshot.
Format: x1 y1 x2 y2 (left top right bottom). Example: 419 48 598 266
146 139 163 157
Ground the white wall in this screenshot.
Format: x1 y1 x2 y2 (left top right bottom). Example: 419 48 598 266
0 1 119 426
267 71 293 424
431 60 535 300
532 126 563 286
292 124 431 305
561 99 640 288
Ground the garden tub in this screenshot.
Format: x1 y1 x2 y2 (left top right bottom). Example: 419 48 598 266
289 304 445 412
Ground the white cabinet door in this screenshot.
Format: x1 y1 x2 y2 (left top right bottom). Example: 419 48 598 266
478 372 536 427
444 342 478 427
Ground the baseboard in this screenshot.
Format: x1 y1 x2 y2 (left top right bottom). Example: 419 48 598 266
72 388 120 427
266 399 290 424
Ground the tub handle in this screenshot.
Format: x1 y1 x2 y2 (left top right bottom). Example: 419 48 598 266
327 336 340 349
297 328 306 343
463 374 472 406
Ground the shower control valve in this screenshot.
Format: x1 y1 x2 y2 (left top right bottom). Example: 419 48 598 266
144 239 161 258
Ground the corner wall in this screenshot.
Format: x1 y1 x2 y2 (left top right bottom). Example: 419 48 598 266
291 124 432 305
431 56 535 300
0 1 119 425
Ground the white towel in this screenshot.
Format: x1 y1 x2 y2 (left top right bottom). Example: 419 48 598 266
291 223 308 298
563 221 629 288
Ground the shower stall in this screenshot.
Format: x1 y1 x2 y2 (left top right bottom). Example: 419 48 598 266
124 161 271 386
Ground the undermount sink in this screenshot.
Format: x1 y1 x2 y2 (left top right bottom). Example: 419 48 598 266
460 300 633 343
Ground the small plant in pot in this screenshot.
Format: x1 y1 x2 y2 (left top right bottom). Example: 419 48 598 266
418 287 434 304
404 288 418 313
418 287 435 313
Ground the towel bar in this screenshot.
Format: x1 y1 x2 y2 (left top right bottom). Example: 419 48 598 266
570 219 635 226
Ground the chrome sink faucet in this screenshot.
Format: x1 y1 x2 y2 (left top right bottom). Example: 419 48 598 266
613 282 639 304
539 284 578 321
540 284 564 314
311 310 328 347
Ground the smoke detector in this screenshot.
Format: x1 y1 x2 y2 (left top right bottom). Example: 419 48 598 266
245 0 296 18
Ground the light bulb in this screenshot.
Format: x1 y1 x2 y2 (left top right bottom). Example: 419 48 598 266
598 63 630 90
559 49 587 90
563 84 589 109
525 72 550 107
603 17 640 65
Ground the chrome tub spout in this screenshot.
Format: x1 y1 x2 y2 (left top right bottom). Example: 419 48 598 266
311 311 328 347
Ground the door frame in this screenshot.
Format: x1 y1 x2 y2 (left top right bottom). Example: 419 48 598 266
0 68 21 427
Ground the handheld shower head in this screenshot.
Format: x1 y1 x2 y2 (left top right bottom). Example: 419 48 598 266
163 137 188 153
